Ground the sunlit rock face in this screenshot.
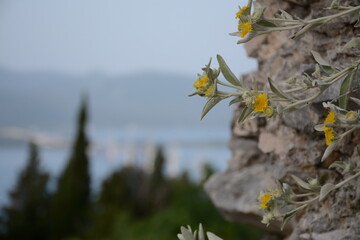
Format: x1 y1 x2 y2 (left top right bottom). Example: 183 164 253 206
205 0 360 239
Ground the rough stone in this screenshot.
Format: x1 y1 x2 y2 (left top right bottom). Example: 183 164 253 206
204 0 360 239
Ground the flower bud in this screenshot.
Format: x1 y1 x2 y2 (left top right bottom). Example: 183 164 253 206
264 106 274 117
345 111 358 122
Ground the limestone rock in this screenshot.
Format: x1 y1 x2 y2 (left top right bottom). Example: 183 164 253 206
204 0 360 239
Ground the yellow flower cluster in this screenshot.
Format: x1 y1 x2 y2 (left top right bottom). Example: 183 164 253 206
235 5 253 38
238 22 253 38
323 111 336 146
193 75 214 97
258 189 281 209
235 5 250 19
258 193 272 209
253 93 268 112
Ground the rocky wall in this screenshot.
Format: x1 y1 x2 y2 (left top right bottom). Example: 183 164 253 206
204 1 360 239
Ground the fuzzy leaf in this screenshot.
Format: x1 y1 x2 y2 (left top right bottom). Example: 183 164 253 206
314 124 325 132
180 227 196 240
291 175 319 192
252 7 266 21
329 161 347 170
229 96 243 106
201 97 222 120
206 232 223 240
321 140 340 162
291 22 322 39
344 38 360 50
268 77 291 99
198 224 205 240
350 97 360 107
329 0 340 9
217 55 241 86
311 51 331 67
281 210 297 231
255 19 277 27
339 70 355 110
319 183 335 201
238 106 252 123
279 9 294 20
177 234 185 240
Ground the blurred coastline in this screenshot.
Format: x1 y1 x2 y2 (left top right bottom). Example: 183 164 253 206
0 68 232 207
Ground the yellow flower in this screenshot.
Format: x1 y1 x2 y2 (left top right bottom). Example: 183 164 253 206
193 75 214 97
323 111 336 146
204 85 214 96
253 93 268 112
258 193 272 209
193 75 208 89
235 5 250 18
238 22 253 38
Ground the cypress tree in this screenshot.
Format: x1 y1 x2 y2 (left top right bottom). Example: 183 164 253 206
50 98 91 239
2 142 50 240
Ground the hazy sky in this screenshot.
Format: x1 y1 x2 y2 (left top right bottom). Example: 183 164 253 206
0 0 256 76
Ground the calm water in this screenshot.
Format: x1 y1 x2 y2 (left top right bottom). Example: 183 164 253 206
0 125 231 206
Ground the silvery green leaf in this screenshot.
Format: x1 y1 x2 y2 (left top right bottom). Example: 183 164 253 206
286 76 296 84
238 106 253 123
268 77 291 99
311 51 331 67
252 7 266 21
198 224 205 240
276 104 284 114
235 31 257 44
281 210 297 230
350 97 360 107
181 227 196 240
279 9 294 20
178 234 185 240
319 183 336 201
355 19 360 28
201 97 222 120
329 161 347 171
255 19 277 27
217 55 241 86
344 38 360 50
312 64 322 78
314 124 325 131
291 175 320 192
329 0 340 9
291 22 322 39
282 183 295 196
321 140 340 162
312 79 331 87
339 70 355 110
229 96 243 106
206 232 223 240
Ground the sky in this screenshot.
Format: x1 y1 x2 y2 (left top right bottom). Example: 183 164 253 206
0 0 256 76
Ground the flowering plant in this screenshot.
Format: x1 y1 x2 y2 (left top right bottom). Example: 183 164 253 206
187 0 360 234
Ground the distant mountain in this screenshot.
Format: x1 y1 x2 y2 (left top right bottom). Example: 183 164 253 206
0 68 231 132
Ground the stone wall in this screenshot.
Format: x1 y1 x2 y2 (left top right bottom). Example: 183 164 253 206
204 1 360 239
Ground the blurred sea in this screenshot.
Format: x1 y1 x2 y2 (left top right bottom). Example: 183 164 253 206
0 125 231 206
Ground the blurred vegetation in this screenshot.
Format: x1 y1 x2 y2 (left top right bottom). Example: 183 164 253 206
0 100 263 240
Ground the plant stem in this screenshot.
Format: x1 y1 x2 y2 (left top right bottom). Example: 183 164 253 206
335 171 360 189
217 80 246 91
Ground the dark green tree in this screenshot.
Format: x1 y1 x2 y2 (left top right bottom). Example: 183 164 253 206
50 98 91 239
2 142 50 240
148 145 169 211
